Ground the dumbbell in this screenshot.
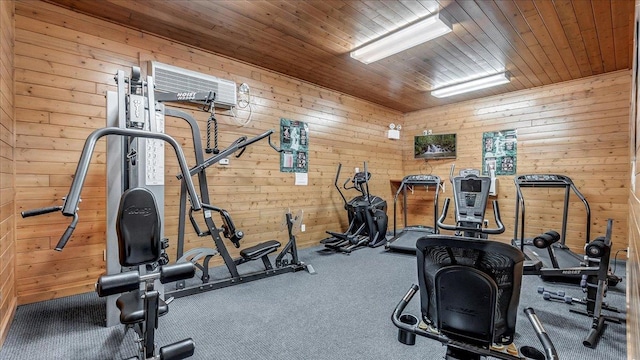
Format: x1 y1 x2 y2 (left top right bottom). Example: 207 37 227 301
542 291 586 305
537 286 564 297
542 291 573 304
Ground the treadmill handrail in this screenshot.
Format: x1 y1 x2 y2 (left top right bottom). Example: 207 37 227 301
513 174 591 246
392 175 441 236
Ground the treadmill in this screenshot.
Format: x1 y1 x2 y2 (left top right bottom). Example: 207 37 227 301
513 174 590 281
385 174 440 254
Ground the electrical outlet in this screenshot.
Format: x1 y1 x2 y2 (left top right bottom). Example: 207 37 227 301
483 219 489 227
301 224 306 232
219 158 230 165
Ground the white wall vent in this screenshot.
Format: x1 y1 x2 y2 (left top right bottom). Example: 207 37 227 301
148 61 237 109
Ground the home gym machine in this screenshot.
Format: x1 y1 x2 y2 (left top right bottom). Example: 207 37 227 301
391 171 558 360
385 174 441 254
512 174 620 285
146 83 315 299
322 162 388 253
21 67 203 359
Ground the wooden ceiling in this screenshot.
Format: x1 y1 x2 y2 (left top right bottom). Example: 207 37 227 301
44 0 635 113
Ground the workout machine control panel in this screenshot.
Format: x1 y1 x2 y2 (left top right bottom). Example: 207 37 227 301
402 174 441 185
516 174 572 187
452 175 491 225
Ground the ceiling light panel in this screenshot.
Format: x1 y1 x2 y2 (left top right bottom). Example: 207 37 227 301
431 72 511 98
350 13 453 64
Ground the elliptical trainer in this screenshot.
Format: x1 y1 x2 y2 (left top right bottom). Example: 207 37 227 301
322 162 388 253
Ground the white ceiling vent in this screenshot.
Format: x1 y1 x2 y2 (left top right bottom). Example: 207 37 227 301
148 61 237 109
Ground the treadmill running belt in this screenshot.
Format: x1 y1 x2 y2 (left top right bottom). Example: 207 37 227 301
386 227 435 254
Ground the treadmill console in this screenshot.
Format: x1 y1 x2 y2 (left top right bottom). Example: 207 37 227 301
516 174 572 187
402 174 441 185
452 175 491 225
522 174 560 181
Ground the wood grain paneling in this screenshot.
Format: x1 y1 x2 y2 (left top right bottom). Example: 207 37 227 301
629 194 640 360
402 70 631 256
41 0 634 113
627 3 640 359
0 1 640 356
13 1 404 305
9 0 633 300
0 0 17 348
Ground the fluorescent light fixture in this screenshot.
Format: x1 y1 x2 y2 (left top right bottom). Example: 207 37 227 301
431 72 511 98
350 13 452 64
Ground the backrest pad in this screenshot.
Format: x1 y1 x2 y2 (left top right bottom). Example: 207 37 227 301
416 235 524 346
116 187 161 267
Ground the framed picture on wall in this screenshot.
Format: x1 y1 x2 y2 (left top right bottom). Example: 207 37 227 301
482 129 517 176
279 118 309 173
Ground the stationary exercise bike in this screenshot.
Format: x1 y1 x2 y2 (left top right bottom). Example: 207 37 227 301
392 169 559 360
322 163 388 253
437 168 504 239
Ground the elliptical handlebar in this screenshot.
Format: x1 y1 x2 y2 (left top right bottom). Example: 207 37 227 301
437 198 505 235
334 163 348 205
333 162 371 203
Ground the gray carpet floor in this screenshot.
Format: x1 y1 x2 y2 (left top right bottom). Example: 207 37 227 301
0 245 627 359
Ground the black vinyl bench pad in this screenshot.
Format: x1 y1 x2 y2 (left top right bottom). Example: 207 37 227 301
240 240 281 260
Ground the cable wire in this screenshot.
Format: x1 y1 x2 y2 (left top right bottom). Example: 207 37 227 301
231 82 253 127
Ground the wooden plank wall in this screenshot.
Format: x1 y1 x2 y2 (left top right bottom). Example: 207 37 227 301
4 0 635 338
12 0 404 305
0 0 17 346
627 2 640 359
402 71 631 256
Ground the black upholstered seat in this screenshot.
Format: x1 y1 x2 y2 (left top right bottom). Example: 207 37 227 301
116 291 169 324
117 187 161 267
114 188 163 325
239 240 280 260
416 235 524 348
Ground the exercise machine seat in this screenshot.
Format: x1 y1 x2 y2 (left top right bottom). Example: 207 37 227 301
114 188 164 326
417 235 524 347
117 187 161 266
240 240 280 260
117 290 169 324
